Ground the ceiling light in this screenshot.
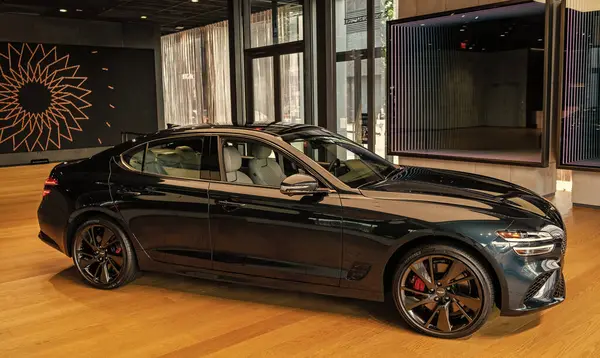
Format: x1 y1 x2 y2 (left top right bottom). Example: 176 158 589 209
191 0 199 2
500 34 505 37
76 9 82 12
140 15 147 19
59 9 67 13
176 26 184 30
420 23 425 26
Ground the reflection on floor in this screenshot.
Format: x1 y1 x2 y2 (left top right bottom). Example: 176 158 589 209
0 164 597 357
405 149 542 163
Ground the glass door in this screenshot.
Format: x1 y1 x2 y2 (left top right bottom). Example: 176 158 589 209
336 50 367 147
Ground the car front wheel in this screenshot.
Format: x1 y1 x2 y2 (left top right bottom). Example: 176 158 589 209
392 243 494 339
72 217 138 289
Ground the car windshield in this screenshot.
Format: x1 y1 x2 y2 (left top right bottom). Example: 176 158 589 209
285 134 398 188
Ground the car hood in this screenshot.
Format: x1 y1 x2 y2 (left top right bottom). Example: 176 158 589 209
359 166 562 225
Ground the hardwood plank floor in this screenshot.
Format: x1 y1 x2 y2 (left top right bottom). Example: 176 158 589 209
0 163 597 357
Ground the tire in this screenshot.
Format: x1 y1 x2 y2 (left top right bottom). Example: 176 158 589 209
392 243 494 339
72 217 138 289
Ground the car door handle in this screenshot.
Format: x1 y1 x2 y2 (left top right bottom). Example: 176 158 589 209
217 200 246 207
217 200 246 211
116 189 141 196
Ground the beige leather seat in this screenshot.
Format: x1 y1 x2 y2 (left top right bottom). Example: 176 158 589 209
223 147 253 184
249 145 286 187
175 146 200 169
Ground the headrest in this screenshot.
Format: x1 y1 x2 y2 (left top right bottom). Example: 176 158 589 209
252 145 272 159
223 146 242 173
175 146 195 154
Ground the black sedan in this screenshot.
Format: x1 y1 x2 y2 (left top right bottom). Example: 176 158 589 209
37 124 566 339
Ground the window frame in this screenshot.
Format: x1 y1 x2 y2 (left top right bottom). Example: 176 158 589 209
119 134 221 183
216 133 335 190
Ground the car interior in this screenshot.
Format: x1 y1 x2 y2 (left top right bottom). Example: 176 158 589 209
125 137 306 188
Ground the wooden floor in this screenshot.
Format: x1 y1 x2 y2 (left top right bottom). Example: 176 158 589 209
0 164 598 358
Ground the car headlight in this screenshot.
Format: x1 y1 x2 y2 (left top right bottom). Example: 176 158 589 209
496 230 553 242
497 226 565 256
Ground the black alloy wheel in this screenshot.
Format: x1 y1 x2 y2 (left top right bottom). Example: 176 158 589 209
392 244 494 339
72 218 138 289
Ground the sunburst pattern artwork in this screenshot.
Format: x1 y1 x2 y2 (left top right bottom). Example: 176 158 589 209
0 43 91 152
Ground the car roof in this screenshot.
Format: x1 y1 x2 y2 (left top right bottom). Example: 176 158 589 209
148 123 331 140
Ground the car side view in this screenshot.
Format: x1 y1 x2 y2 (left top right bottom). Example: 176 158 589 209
37 123 566 338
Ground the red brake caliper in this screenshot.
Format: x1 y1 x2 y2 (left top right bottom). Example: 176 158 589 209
412 276 426 292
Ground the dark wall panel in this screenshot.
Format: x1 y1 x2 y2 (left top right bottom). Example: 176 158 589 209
0 14 163 165
0 42 157 153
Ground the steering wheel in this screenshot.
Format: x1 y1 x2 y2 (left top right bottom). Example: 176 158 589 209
327 158 341 174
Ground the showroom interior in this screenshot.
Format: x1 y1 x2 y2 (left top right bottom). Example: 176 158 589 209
0 0 600 355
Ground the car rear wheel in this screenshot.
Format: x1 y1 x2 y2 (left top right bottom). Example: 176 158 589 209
72 217 138 289
392 243 494 339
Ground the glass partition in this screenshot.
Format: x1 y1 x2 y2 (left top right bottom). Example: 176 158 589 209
560 0 600 169
387 1 548 165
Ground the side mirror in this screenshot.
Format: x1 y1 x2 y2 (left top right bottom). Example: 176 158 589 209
280 174 329 196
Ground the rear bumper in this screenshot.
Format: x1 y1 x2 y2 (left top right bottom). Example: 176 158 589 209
38 231 63 253
37 197 69 255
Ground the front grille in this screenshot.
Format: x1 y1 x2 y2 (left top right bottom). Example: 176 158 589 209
523 271 554 303
554 273 566 298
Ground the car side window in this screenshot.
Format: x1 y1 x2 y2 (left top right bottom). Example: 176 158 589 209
122 136 221 181
220 137 311 188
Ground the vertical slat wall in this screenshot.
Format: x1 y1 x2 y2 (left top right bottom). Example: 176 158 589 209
388 22 478 154
561 1 600 167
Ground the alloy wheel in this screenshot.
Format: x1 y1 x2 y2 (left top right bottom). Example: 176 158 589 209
397 255 484 335
74 224 125 285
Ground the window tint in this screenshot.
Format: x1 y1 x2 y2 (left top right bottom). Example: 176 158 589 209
220 137 310 188
122 136 221 181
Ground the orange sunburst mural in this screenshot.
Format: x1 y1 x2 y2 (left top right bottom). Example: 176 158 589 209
0 43 92 152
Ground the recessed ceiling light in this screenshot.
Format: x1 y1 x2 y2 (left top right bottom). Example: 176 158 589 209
176 26 184 30
59 9 67 13
191 0 199 2
460 29 465 32
500 34 505 37
141 15 147 19
76 9 82 12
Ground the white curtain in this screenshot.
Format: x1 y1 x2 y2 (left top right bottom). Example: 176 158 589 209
203 22 232 125
161 21 231 126
161 4 304 127
161 27 205 126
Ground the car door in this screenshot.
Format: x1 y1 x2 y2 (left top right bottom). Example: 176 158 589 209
112 135 221 269
209 135 344 286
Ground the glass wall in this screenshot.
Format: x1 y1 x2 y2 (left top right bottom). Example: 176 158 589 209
387 1 547 164
560 0 600 168
246 0 306 124
161 0 307 127
335 0 393 158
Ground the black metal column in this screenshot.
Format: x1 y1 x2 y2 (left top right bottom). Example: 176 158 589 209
367 0 375 151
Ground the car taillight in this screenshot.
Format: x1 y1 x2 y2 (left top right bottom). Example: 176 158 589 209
43 177 58 197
